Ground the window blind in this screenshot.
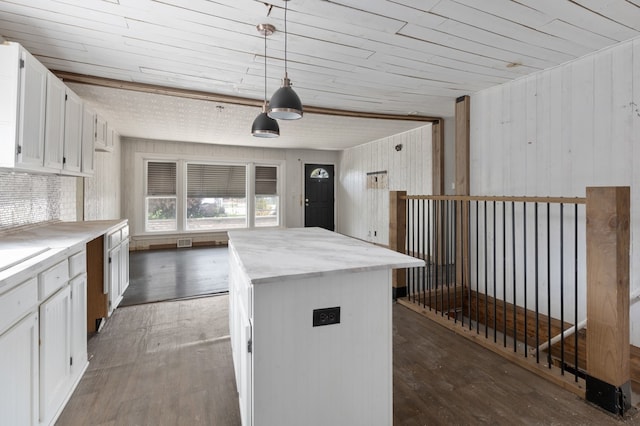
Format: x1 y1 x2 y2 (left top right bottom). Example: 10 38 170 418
255 166 278 195
147 161 176 196
187 163 246 198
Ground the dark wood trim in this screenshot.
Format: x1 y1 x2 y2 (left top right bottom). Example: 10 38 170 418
455 95 470 196
389 191 407 290
402 194 586 204
53 71 441 123
431 119 444 196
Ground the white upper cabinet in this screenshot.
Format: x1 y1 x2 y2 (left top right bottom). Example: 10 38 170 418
43 73 66 172
0 42 47 171
94 114 110 152
0 42 97 176
81 104 95 175
62 87 83 174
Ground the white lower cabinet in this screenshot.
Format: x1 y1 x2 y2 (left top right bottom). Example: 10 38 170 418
0 312 39 426
106 223 129 315
0 247 90 425
39 285 71 426
108 244 121 314
70 274 88 380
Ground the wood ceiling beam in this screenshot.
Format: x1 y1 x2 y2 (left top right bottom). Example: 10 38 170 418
52 70 441 123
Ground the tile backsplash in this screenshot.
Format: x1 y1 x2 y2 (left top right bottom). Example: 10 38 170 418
0 170 77 230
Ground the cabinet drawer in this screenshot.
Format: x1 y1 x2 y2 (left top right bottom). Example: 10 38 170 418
69 250 86 278
39 259 69 300
108 229 121 249
0 277 38 335
121 225 129 240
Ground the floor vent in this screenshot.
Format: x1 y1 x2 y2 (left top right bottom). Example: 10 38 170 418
177 238 193 248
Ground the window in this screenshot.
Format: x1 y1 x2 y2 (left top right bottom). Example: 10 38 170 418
146 161 177 232
141 157 282 233
186 163 247 230
255 165 279 227
310 167 330 179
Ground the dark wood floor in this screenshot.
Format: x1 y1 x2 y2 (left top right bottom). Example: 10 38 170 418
57 295 638 426
122 246 229 306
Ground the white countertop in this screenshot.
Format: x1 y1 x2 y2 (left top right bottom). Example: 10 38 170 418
228 227 424 284
0 219 127 293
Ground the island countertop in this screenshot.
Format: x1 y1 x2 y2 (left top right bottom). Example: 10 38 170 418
228 227 424 284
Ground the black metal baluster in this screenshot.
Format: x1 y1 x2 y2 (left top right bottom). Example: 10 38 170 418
417 198 422 306
406 197 410 300
435 200 440 313
447 200 452 318
493 200 497 343
475 200 479 332
512 201 516 352
453 200 458 323
443 199 448 317
574 203 579 382
503 201 507 347
484 200 488 339
523 202 528 357
560 203 565 375
467 200 472 330
535 202 540 363
547 203 551 369
421 199 428 308
428 199 432 311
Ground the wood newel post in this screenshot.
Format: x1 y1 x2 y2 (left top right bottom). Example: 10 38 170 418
455 96 470 286
390 191 407 298
585 186 631 415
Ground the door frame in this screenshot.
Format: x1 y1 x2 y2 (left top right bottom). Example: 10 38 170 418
302 161 338 230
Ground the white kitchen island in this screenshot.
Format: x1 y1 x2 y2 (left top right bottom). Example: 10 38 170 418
228 227 424 426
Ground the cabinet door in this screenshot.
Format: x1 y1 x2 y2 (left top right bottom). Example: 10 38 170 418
94 114 108 151
108 245 122 314
39 285 71 426
63 88 83 174
43 73 66 171
17 49 47 169
238 310 252 426
81 105 95 175
119 239 129 298
0 312 39 426
70 275 87 379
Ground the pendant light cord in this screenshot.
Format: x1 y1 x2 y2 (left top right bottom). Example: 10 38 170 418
264 29 268 104
284 0 288 77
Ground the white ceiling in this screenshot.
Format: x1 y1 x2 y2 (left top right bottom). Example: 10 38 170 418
1 0 640 149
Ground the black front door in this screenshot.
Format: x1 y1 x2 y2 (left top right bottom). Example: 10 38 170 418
304 164 335 231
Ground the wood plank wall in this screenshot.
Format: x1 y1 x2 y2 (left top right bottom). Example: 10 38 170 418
470 37 640 345
338 126 432 245
85 131 122 220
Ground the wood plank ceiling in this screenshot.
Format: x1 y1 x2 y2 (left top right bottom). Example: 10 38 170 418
0 0 639 149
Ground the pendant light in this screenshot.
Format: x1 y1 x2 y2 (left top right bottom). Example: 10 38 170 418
252 23 280 138
267 0 303 120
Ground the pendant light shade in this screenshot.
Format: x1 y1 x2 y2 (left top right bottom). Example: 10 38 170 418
252 103 280 138
252 23 280 138
268 0 303 120
268 76 302 120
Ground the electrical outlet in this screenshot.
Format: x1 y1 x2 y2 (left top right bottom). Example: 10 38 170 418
313 307 340 327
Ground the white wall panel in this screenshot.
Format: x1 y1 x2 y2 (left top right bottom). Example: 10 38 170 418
470 36 640 344
84 132 121 220
337 126 432 245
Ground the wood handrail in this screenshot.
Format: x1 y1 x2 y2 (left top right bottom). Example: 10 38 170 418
401 194 586 204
